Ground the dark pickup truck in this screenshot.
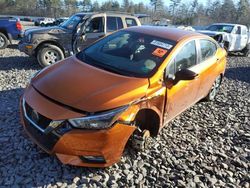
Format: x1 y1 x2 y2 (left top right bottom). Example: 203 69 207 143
19 12 141 67
0 17 23 49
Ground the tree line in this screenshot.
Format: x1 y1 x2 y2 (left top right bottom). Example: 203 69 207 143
0 0 250 26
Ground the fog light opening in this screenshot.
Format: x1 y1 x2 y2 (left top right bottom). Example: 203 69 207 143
79 156 106 164
55 122 72 135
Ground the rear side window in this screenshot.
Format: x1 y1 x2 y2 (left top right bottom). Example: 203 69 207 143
125 18 137 27
200 40 217 62
107 17 123 32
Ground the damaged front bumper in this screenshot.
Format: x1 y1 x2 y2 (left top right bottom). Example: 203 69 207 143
19 87 136 167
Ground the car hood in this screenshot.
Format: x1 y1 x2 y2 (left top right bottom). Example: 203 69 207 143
198 30 226 36
31 56 149 113
25 26 69 35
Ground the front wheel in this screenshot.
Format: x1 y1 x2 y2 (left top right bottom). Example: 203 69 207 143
0 32 8 49
37 44 64 67
205 76 222 101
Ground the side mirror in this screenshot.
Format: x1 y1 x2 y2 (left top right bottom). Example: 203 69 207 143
175 69 198 82
165 69 198 88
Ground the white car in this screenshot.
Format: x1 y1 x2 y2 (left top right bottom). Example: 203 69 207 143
198 23 250 56
39 18 55 26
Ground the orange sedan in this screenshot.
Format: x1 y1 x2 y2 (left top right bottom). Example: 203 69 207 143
20 26 227 167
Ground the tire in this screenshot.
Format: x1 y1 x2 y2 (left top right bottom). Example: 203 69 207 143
40 23 45 27
205 76 222 101
241 44 250 57
0 32 8 49
37 44 64 67
223 41 229 53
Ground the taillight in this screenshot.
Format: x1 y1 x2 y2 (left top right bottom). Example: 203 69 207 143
16 21 23 31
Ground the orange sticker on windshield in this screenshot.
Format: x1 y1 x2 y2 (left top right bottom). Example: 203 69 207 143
152 48 167 57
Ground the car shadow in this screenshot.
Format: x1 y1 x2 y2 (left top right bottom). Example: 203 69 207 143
0 88 109 187
225 66 250 84
0 56 41 71
7 44 19 49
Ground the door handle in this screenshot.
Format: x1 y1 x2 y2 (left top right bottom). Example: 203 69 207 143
99 35 105 38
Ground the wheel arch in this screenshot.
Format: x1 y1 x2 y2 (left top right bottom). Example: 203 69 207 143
134 108 161 137
0 29 9 39
35 40 65 57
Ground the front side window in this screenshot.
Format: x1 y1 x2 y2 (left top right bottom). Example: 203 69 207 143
175 41 196 72
236 26 241 34
125 18 137 27
207 25 234 33
166 41 196 77
107 17 123 32
77 31 175 77
200 40 217 62
86 17 104 33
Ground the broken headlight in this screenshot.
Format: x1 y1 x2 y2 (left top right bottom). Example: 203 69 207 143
68 106 128 129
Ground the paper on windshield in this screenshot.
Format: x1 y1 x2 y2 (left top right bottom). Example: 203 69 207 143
150 40 173 49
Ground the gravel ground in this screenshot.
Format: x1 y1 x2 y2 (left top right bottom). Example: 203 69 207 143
0 43 249 188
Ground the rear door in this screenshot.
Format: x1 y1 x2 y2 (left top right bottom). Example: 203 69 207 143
164 40 200 123
233 26 248 51
79 13 107 50
239 26 248 50
195 39 219 99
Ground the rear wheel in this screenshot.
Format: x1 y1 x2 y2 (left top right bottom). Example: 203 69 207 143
37 44 64 67
0 32 8 49
241 44 250 57
205 76 222 101
223 41 229 53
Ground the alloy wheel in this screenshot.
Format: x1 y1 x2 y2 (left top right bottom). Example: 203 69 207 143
0 36 5 48
44 50 60 65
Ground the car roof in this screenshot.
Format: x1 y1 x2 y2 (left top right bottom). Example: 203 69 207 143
125 26 203 42
211 23 246 27
74 12 136 18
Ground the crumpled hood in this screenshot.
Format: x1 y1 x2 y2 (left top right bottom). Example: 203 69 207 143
31 56 149 112
197 30 226 37
25 26 68 35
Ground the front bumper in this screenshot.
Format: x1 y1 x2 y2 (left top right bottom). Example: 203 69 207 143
19 90 136 167
18 41 34 56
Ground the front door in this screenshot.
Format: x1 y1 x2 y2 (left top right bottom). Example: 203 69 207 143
74 14 107 52
164 40 200 123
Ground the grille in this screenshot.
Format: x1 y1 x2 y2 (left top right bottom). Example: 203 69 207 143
24 102 51 130
21 102 59 151
24 117 59 151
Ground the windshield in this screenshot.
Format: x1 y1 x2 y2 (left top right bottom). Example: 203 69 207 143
207 25 234 33
60 15 83 30
76 31 175 77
